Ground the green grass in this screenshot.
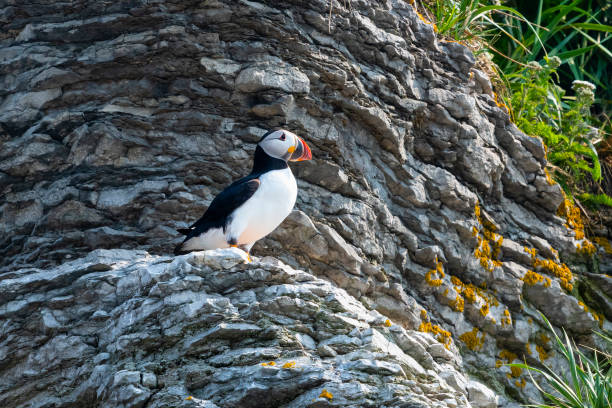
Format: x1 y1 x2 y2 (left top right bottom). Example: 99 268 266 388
422 0 612 211
507 314 611 408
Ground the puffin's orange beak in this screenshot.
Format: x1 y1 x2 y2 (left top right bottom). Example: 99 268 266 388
289 137 312 162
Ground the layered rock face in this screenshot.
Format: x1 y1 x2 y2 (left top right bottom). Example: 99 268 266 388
1 0 610 407
1 249 496 408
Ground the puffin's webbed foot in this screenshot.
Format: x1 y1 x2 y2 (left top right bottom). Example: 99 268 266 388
228 242 251 263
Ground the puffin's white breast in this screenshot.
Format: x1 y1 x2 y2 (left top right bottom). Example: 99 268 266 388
228 167 297 245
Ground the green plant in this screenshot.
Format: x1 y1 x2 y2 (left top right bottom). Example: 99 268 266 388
422 0 612 214
497 0 612 114
508 314 611 408
507 56 612 205
425 0 543 62
578 193 612 209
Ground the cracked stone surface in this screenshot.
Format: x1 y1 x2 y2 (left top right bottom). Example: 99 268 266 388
1 249 474 408
1 0 610 407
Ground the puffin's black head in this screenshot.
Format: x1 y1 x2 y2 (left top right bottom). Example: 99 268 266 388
258 129 312 162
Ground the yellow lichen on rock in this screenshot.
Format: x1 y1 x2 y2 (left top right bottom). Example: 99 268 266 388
576 239 597 256
282 361 296 369
557 197 585 239
459 327 486 351
479 303 489 317
450 273 499 319
536 344 549 361
578 301 604 328
450 295 465 312
544 169 555 185
319 389 333 400
593 236 612 254
499 349 522 378
473 204 503 272
419 312 453 349
411 3 438 32
501 309 512 327
384 319 392 327
524 247 574 291
535 332 551 360
557 196 598 255
425 257 445 287
522 269 544 286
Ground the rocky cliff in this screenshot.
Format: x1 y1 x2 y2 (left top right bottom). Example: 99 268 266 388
1 0 610 407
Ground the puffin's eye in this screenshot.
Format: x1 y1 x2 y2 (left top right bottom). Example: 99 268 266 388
280 133 286 141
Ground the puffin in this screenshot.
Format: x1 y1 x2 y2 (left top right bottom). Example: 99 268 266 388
174 129 312 259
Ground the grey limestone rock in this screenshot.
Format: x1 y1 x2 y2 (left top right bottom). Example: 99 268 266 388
1 0 610 407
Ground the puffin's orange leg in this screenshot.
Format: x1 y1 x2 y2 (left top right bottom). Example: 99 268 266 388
229 243 251 263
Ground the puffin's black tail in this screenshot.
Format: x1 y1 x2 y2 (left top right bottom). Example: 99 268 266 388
174 227 195 255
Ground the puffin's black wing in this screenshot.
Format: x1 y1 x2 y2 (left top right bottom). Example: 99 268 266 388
174 177 260 254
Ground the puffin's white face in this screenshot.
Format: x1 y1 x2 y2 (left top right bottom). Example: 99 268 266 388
258 129 312 162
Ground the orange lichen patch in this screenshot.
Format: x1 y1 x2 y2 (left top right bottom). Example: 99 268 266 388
475 204 482 221
593 312 604 328
419 312 453 349
440 39 467 46
384 319 392 327
499 349 522 377
501 309 512 327
495 360 503 368
419 321 453 349
261 361 276 366
480 303 489 317
593 237 612 254
544 169 556 185
524 247 574 291
524 246 537 258
576 239 597 256
185 396 193 401
525 343 532 355
450 273 499 319
509 366 522 378
527 317 533 324
450 295 465 312
319 389 333 400
522 269 544 286
515 378 526 388
536 344 549 361
499 349 518 362
536 259 573 291
459 327 486 351
557 197 585 240
557 194 597 257
493 91 509 112
425 257 445 286
416 11 438 32
282 361 296 369
473 204 503 272
578 301 604 328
